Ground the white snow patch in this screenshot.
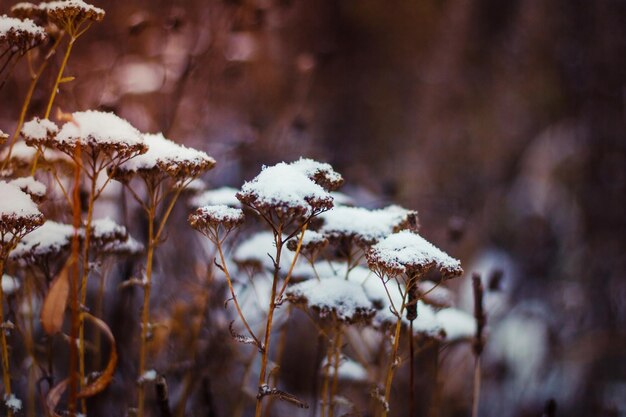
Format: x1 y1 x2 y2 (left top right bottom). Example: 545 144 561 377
286 276 375 322
21 118 58 141
320 205 414 244
0 181 41 219
3 393 22 412
1 275 20 295
9 176 46 198
238 162 332 214
119 132 213 172
10 221 74 259
57 111 143 148
368 230 461 276
190 186 241 208
0 15 45 39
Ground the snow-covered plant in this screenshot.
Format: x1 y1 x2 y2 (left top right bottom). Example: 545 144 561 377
366 230 463 416
0 181 43 417
112 131 215 417
234 158 341 417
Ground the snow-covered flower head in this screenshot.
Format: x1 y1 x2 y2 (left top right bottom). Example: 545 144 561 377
8 177 46 203
44 0 105 26
0 129 7 146
113 133 215 182
319 205 418 246
0 15 46 52
237 160 336 218
188 205 245 233
9 221 74 266
0 181 44 252
11 3 48 23
289 157 344 191
366 230 463 279
286 276 376 324
53 111 147 159
21 117 59 148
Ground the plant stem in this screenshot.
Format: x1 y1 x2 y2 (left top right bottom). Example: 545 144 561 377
472 358 481 417
68 144 83 417
77 173 97 414
0 259 13 417
215 238 260 347
328 324 343 417
31 35 76 173
320 332 334 417
381 291 407 417
137 202 156 417
0 33 65 171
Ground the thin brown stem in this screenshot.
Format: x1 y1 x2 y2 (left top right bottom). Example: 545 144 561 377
0 33 65 171
328 324 343 417
0 259 13 417
215 237 261 348
137 201 156 417
381 281 408 417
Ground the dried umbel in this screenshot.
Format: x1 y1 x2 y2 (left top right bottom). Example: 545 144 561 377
0 181 44 256
8 176 46 203
1 141 73 173
285 277 376 324
9 220 74 271
289 157 344 191
188 205 245 234
113 132 215 183
89 217 128 247
236 161 335 219
21 117 59 148
53 111 147 160
44 0 105 27
366 230 463 279
10 3 48 23
0 15 47 52
320 205 418 247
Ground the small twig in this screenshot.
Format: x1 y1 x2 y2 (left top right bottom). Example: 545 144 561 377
155 375 173 417
471 273 486 417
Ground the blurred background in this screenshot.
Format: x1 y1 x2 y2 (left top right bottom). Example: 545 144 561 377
1 0 625 416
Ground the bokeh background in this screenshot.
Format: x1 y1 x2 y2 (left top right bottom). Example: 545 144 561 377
1 1 626 416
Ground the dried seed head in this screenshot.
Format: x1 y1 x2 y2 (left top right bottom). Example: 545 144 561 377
0 15 47 52
44 0 105 26
113 133 215 183
10 3 47 23
188 205 245 233
0 181 44 245
236 161 334 218
21 117 59 148
366 230 463 279
99 235 144 256
285 277 376 324
89 217 128 247
8 177 46 203
289 158 344 191
9 220 74 264
0 130 7 146
54 111 147 160
320 205 418 247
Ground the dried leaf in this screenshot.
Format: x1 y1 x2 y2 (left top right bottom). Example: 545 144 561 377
77 313 118 398
40 263 70 335
45 378 69 417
